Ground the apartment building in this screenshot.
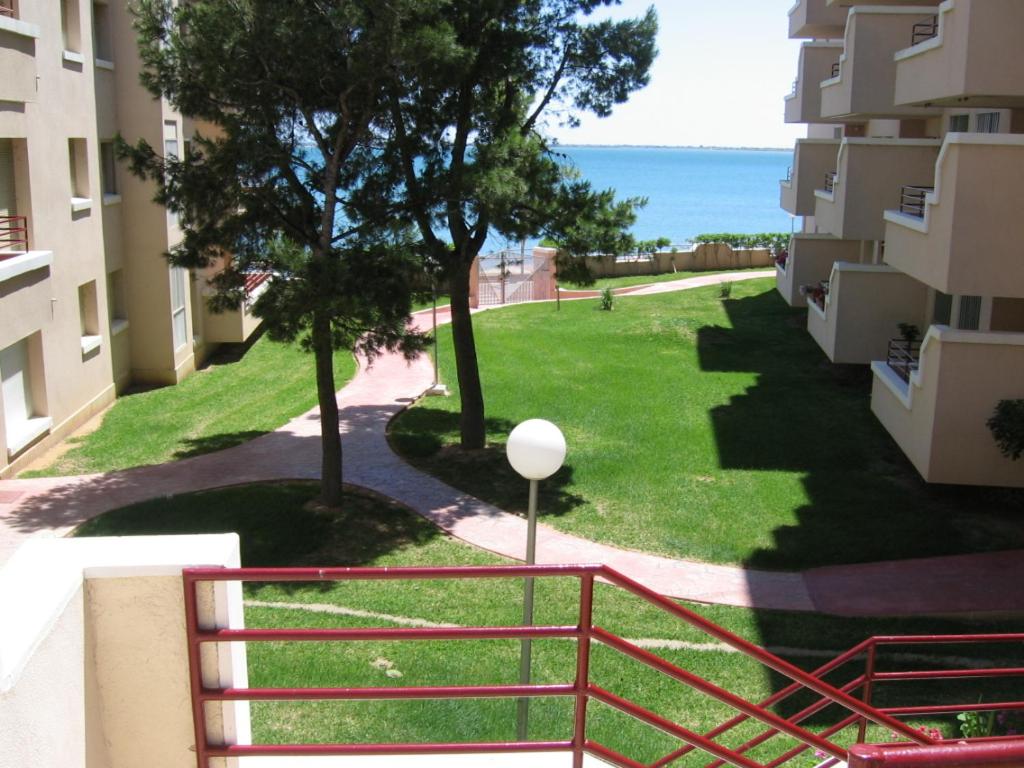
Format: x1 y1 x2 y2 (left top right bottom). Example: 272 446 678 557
778 0 1024 487
0 0 259 477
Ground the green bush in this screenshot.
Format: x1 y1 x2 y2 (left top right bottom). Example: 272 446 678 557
600 286 614 311
987 399 1024 460
693 232 789 254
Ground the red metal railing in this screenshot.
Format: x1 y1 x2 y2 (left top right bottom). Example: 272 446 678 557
0 215 28 253
183 564 1024 768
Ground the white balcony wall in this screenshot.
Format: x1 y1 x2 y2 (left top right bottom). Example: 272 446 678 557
814 138 940 241
820 8 943 120
894 0 1024 108
884 134 1024 298
781 139 840 216
776 233 861 308
788 0 848 39
0 535 249 768
785 42 844 124
872 327 1024 486
807 263 928 364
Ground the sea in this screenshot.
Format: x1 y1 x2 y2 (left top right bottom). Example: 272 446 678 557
486 145 794 252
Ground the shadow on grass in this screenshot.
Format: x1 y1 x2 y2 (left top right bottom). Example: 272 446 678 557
390 406 586 519
72 482 441 592
697 288 1024 727
172 431 268 460
698 290 1024 570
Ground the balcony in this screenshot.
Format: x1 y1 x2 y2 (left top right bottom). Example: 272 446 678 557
883 134 1024 298
776 233 862 308
784 41 844 124
788 0 848 39
819 8 943 121
872 326 1024 486
813 138 940 241
780 139 839 216
807 262 928 364
0 3 38 105
894 0 1024 109
0 214 50 283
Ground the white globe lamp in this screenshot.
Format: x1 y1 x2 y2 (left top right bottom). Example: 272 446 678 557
507 419 566 480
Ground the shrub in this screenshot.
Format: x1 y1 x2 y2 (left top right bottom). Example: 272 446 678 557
693 232 790 253
987 400 1024 460
719 280 733 299
599 287 614 311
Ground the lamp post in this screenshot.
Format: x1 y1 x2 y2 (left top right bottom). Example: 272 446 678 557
506 419 567 742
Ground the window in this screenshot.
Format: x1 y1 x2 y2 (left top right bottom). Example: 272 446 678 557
78 280 101 355
1 334 49 456
957 295 982 330
107 270 126 323
61 0 81 53
100 141 117 196
0 138 15 218
976 112 1001 134
948 114 969 133
92 1 112 63
171 266 188 349
68 138 89 200
163 121 180 227
932 291 952 325
163 120 179 160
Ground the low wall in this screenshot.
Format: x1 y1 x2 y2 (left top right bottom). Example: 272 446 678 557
582 244 773 279
0 535 248 768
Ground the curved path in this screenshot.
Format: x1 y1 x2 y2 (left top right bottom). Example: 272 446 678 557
1 270 1022 616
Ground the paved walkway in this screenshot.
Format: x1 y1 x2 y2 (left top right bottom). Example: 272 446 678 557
1 270 1022 616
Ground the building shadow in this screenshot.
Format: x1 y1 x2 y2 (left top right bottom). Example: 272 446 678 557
697 286 1024 725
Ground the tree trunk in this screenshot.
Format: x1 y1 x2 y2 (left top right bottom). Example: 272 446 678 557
312 310 343 507
449 259 486 449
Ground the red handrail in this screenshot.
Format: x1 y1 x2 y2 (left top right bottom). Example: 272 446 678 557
183 564 1024 768
0 215 28 252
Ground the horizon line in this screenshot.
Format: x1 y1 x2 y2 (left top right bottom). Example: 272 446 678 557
553 143 790 152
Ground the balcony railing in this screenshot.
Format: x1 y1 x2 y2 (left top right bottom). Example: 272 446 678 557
911 16 939 46
887 337 922 383
782 167 793 185
898 186 933 219
824 170 837 194
0 215 28 254
831 60 841 79
0 1 15 19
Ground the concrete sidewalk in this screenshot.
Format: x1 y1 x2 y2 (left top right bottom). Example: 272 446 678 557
2 270 1022 616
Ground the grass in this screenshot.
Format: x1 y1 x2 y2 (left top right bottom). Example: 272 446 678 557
561 269 757 291
73 483 1024 764
25 333 357 476
390 279 1024 570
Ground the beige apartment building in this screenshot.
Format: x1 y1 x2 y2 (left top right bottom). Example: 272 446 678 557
0 0 259 477
778 0 1024 487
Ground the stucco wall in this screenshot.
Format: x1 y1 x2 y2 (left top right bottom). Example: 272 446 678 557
0 535 248 768
873 328 1024 487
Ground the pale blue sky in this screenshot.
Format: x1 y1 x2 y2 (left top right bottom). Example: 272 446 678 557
548 0 806 149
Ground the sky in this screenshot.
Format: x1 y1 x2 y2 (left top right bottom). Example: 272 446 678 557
547 0 806 149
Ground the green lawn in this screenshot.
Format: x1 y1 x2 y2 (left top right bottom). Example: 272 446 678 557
25 334 356 476
73 483 1024 763
561 268 758 291
390 279 1024 570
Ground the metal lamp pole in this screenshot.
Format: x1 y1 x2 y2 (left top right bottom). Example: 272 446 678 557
506 419 567 743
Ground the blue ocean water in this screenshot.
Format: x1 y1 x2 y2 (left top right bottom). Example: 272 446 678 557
487 145 794 251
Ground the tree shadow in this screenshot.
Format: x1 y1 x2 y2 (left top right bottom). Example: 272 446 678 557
172 431 268 460
388 406 586 519
71 481 442 596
